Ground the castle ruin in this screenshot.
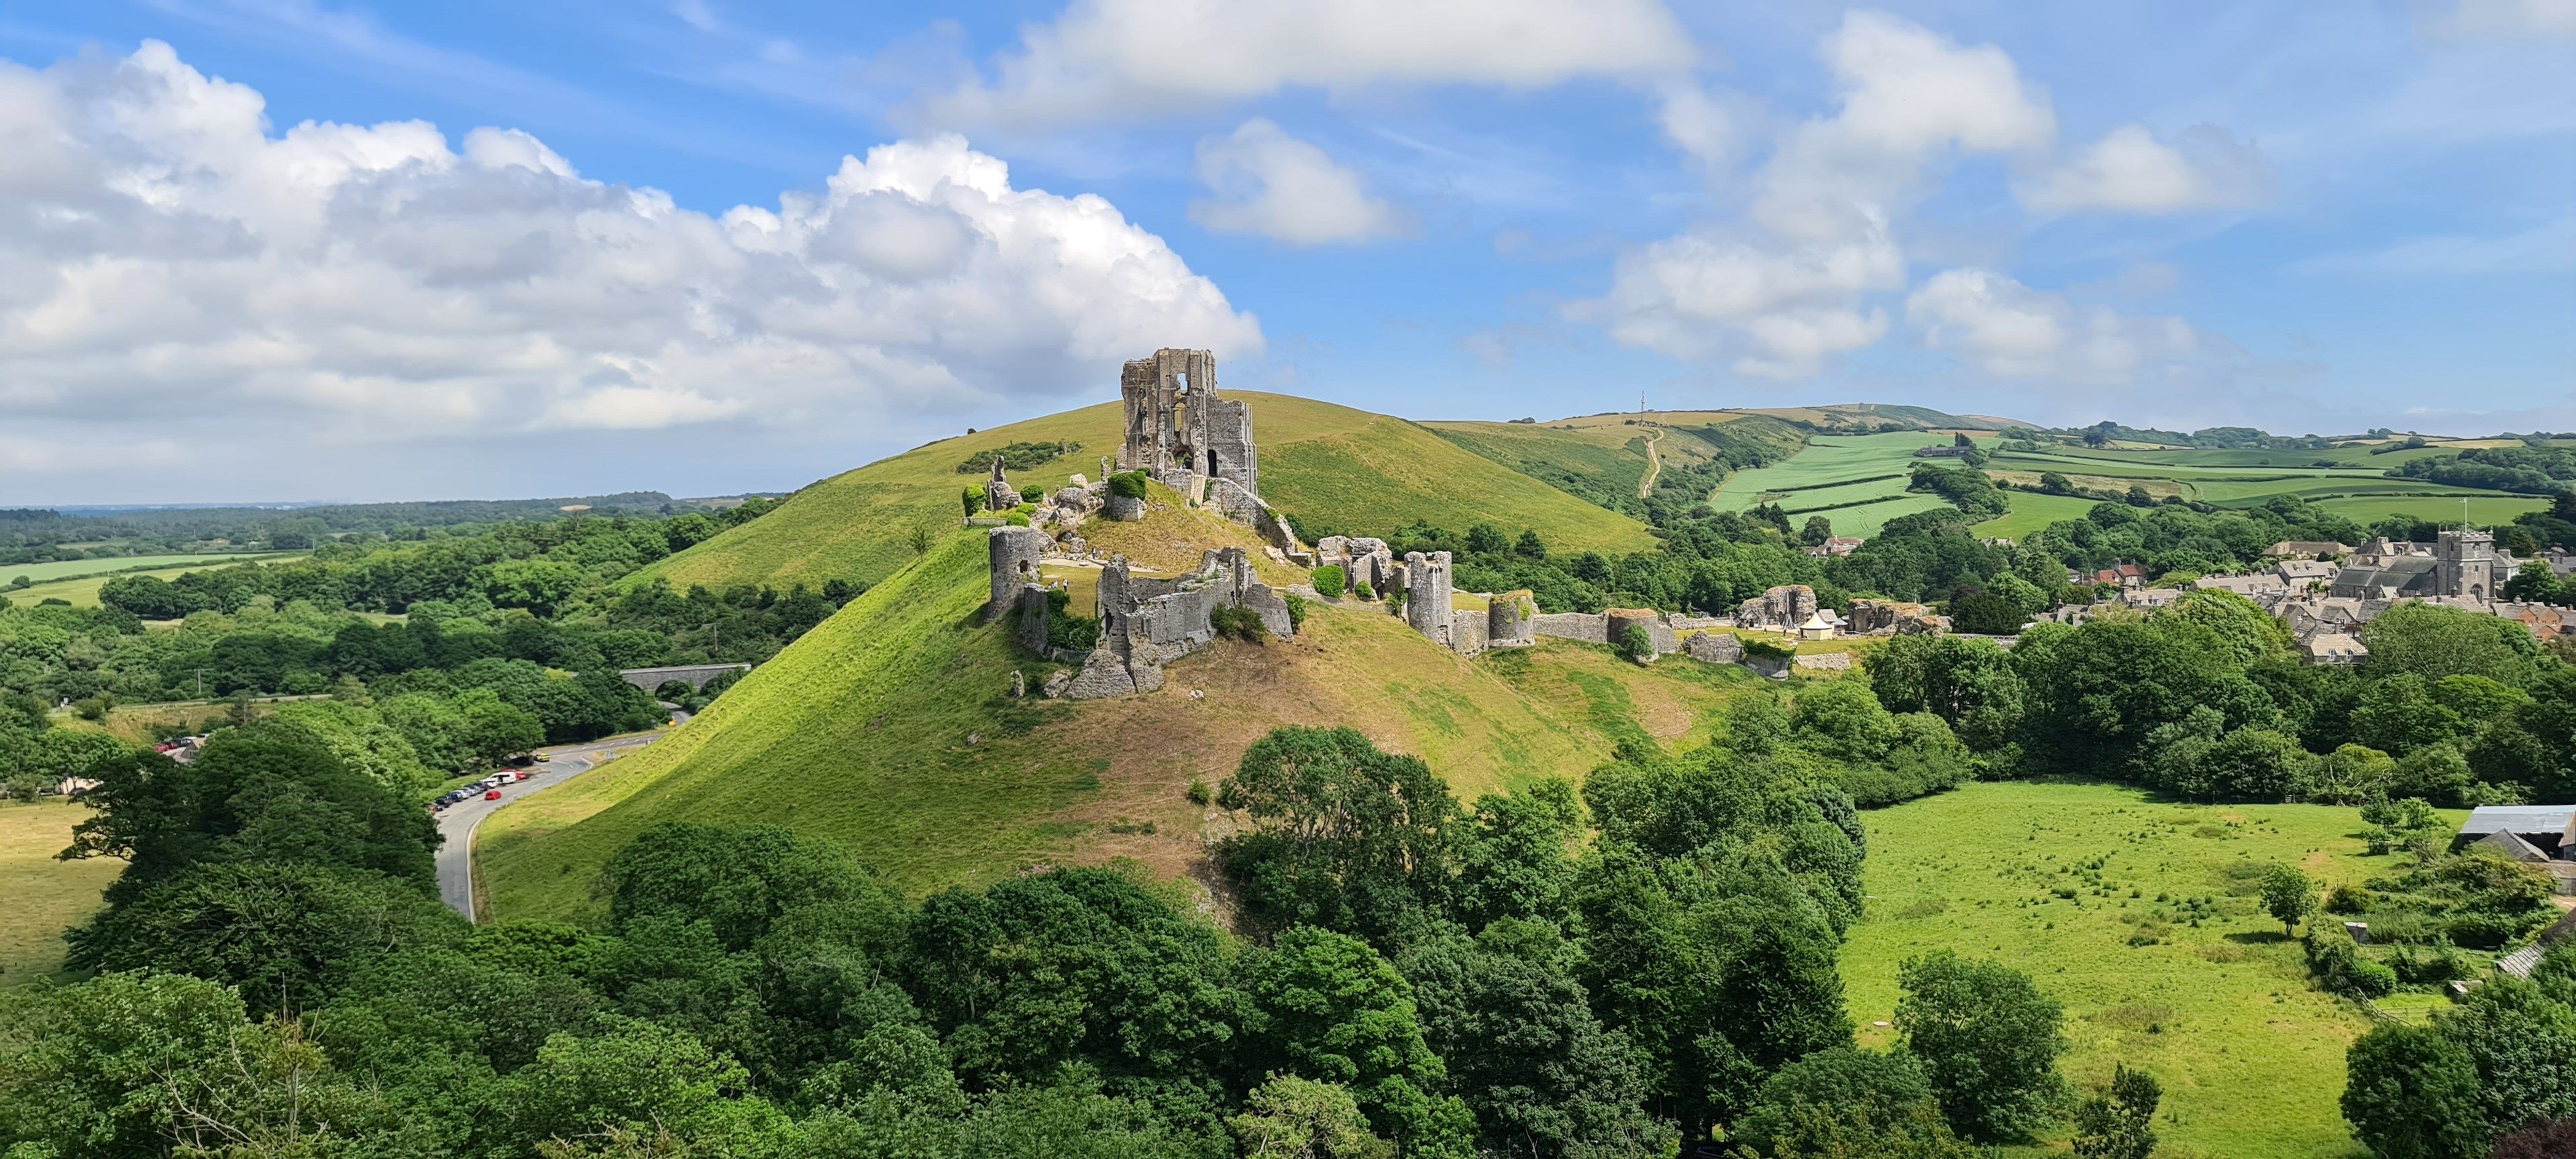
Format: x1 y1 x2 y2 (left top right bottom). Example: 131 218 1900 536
983 347 1954 698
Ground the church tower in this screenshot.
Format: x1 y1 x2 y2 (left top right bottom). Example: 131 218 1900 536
2436 528 2495 601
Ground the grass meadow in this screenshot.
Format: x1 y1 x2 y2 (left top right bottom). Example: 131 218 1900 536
0 801 119 987
1841 780 2465 1159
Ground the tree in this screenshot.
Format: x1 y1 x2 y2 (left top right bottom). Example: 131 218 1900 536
67 862 466 1014
2491 1120 2576 1159
2072 1065 2160 1159
1467 523 1509 555
2258 865 2317 937
1399 921 1671 1159
1216 727 1460 945
1241 926 1471 1154
1799 516 1834 547
2431 976 2576 1135
1513 529 1547 559
2361 602 2536 683
1230 1076 1397 1159
961 488 980 518
64 720 439 905
1731 1046 1936 1154
0 971 250 1159
2341 1022 2489 1159
1894 951 2068 1142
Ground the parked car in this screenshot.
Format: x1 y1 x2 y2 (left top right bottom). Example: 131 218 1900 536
533 753 551 763
483 788 502 800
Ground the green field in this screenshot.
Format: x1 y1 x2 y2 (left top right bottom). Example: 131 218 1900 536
2312 494 2548 525
3 552 286 586
0 802 120 987
1706 432 1976 536
635 392 1658 594
1974 491 2104 539
1843 781 2466 1159
485 516 1803 925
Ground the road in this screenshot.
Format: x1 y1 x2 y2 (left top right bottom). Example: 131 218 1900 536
433 720 678 920
1638 427 1665 497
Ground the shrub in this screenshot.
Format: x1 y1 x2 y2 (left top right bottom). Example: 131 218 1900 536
954 439 1079 475
1311 565 1346 599
1108 471 1149 500
1185 779 1212 806
2304 932 2396 999
2324 885 2377 915
1283 593 1308 633
1742 637 1797 662
1212 604 1269 643
1353 582 1376 601
1619 624 1654 663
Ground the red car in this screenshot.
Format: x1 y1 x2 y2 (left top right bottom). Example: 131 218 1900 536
483 788 503 801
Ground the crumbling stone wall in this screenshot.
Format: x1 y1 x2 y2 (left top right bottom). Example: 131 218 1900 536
1531 612 1609 643
1684 632 1743 663
1733 584 1818 630
1846 598 1947 635
1450 609 1489 657
984 457 1020 512
1061 546 1297 700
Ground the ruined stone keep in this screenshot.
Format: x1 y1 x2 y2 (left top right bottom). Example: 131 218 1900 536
1117 348 1258 498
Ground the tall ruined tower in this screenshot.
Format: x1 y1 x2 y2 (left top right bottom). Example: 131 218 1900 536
2436 528 2496 601
1116 348 1258 497
1403 551 1454 645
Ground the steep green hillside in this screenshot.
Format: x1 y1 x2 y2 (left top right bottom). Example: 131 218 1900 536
481 520 1790 924
635 392 1656 593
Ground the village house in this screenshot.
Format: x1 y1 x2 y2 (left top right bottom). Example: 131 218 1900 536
2454 805 2576 899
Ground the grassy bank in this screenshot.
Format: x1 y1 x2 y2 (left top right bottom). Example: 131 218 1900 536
1841 780 2461 1159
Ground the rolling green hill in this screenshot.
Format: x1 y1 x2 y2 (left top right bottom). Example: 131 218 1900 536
635 392 1658 594
480 512 1796 924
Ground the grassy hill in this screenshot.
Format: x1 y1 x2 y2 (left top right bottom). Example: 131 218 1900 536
480 513 1793 924
633 393 1658 594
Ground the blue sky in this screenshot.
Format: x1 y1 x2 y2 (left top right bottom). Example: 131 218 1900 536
0 0 2569 503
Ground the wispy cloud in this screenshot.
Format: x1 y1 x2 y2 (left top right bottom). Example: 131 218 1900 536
2296 217 2576 276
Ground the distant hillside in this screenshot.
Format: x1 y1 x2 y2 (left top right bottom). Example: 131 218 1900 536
1428 413 1807 515
635 392 1658 594
480 514 1783 922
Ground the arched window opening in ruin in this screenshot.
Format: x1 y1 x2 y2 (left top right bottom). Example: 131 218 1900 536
1206 449 1220 476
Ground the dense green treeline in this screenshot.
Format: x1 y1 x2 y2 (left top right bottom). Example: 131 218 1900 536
1866 593 2576 808
0 492 767 566
1 719 2105 1159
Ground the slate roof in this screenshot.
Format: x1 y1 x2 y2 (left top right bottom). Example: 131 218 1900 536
2459 805 2576 838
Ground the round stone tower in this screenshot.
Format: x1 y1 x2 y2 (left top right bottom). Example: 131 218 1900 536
987 527 1049 621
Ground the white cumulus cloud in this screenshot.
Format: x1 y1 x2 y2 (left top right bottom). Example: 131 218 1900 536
2440 0 2576 37
912 0 1698 129
1906 268 2220 384
2023 123 2274 215
1189 119 1411 246
1591 11 2053 376
0 41 1260 483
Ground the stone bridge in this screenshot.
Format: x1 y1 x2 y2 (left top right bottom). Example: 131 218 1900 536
618 663 751 692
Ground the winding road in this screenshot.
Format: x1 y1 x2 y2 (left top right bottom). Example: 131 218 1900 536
433 719 680 920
